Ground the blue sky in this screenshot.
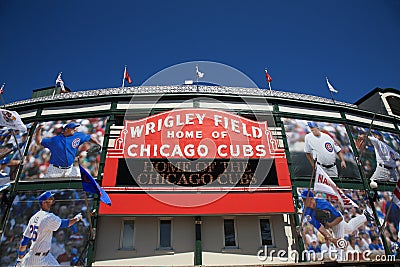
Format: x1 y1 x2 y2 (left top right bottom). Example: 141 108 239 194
0 0 399 104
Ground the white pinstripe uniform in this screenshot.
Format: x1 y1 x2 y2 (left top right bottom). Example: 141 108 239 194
369 136 400 182
20 209 61 266
332 214 367 238
304 132 341 177
45 164 80 178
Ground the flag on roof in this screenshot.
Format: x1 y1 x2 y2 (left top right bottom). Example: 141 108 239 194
265 69 272 83
55 72 66 92
326 77 338 93
196 65 204 79
0 83 5 94
124 67 132 84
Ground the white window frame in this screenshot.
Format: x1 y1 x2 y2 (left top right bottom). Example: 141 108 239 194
222 217 238 248
119 218 136 250
157 217 173 250
258 216 275 247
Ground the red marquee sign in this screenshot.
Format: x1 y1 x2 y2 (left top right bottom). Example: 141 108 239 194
108 108 285 159
101 109 293 215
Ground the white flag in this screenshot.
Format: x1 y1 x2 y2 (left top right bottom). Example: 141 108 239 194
326 77 338 93
56 72 66 92
314 165 358 208
0 182 10 191
0 109 27 131
196 65 204 79
0 172 10 187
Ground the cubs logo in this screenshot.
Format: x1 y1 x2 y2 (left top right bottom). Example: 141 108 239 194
1 111 16 123
325 142 334 152
305 215 312 222
72 138 81 148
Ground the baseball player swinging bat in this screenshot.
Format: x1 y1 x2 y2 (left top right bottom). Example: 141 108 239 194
357 131 400 182
16 191 83 267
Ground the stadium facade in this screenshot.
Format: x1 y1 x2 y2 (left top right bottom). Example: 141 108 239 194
0 85 399 266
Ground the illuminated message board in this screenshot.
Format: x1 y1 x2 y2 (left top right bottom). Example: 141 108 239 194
107 109 285 188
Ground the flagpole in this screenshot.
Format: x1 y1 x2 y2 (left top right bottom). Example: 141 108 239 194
358 112 376 160
379 197 395 235
0 87 6 109
0 89 26 236
76 189 96 266
52 84 59 97
297 158 318 237
78 158 96 240
0 92 23 160
329 89 336 105
355 111 391 254
84 191 95 238
265 69 272 92
122 66 126 89
196 65 199 93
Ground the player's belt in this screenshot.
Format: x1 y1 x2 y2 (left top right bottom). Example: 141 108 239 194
317 162 336 168
52 164 71 169
34 251 49 256
378 163 395 170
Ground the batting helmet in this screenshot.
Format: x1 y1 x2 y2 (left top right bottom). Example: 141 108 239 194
301 190 314 199
307 122 319 128
38 191 55 206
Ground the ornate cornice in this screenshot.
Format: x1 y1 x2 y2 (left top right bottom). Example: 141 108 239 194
6 85 356 108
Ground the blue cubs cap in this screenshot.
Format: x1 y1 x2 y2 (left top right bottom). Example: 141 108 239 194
38 191 55 205
371 130 382 137
307 122 318 128
64 122 80 129
301 190 314 199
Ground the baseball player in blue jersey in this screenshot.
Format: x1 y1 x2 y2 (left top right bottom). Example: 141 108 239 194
301 190 374 243
16 191 83 266
358 130 400 182
35 122 101 178
304 122 347 177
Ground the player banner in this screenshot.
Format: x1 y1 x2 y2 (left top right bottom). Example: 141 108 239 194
297 187 388 262
282 118 360 179
21 117 107 180
350 126 400 182
0 189 95 266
